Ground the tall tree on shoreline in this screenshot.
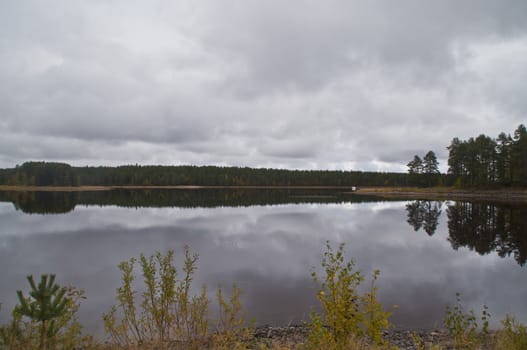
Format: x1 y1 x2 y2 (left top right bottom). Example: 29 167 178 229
407 155 423 174
423 151 440 187
447 125 525 188
407 151 439 187
447 137 464 184
423 151 440 175
512 124 527 186
496 132 512 185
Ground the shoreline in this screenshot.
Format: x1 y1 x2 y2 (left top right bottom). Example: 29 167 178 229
0 185 356 192
0 185 527 202
0 184 526 202
250 325 463 349
354 187 527 203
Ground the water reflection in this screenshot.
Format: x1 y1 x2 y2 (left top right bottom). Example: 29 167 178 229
405 200 527 266
447 202 527 266
405 201 442 236
0 189 381 214
0 193 526 336
1 191 79 214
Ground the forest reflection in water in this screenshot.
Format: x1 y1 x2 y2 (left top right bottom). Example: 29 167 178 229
2 189 526 267
406 200 527 266
0 189 526 333
0 188 374 214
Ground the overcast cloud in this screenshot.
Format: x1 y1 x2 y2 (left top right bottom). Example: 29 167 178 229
1 0 526 171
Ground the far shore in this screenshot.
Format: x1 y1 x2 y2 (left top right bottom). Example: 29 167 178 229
1 184 526 202
0 185 356 192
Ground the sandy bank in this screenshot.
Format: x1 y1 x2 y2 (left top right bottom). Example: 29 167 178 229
354 187 527 203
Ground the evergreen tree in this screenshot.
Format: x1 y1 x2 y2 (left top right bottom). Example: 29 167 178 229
407 155 423 174
423 151 439 175
473 134 497 186
447 125 526 187
423 151 439 186
16 274 69 350
447 138 464 177
512 124 527 186
496 132 512 185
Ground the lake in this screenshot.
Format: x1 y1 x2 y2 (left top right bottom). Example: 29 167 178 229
0 189 526 336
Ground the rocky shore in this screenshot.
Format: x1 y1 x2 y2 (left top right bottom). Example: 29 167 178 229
252 325 460 349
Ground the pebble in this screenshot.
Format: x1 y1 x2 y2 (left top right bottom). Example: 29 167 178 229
252 325 460 349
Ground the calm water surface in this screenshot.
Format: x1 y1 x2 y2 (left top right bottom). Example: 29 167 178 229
0 190 526 335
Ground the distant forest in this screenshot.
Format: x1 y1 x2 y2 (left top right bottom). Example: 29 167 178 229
0 124 524 188
0 162 441 187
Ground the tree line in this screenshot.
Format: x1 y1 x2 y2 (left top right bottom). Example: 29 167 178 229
446 124 527 187
0 162 445 187
1 124 524 188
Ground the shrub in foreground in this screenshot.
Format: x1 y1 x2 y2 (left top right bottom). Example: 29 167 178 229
307 241 393 350
495 315 527 350
102 246 248 349
443 292 491 349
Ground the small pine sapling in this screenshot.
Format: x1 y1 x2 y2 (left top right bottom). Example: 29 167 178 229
15 274 69 350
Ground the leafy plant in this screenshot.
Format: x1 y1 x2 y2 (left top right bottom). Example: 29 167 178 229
443 292 491 349
361 270 392 346
103 246 210 348
307 241 392 350
211 284 251 349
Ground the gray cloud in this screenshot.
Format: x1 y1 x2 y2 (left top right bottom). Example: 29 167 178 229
1 0 526 170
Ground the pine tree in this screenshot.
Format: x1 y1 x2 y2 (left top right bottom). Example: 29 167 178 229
423 151 439 175
496 132 512 185
512 124 527 186
422 151 439 187
16 274 69 350
407 155 423 174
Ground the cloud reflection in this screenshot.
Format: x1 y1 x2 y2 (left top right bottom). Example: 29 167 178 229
1 201 526 335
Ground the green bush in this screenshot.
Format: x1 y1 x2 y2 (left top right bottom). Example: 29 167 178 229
307 241 393 350
443 292 491 349
102 246 248 349
102 247 209 348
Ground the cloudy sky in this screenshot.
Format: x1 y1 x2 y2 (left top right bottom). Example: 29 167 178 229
1 1 526 172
